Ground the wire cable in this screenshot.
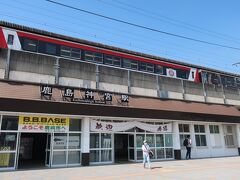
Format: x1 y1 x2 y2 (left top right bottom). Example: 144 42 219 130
46 0 240 51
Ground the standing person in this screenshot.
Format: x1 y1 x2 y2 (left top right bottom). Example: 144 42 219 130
184 135 192 159
142 140 152 169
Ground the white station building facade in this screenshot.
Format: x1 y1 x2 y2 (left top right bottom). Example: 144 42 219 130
0 21 240 171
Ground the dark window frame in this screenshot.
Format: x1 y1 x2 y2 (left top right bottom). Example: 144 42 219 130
122 58 138 70
22 38 38 52
85 51 103 63
7 34 14 45
104 54 121 67
60 46 81 59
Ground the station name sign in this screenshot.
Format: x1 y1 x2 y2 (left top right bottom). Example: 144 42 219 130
40 85 129 106
19 116 69 133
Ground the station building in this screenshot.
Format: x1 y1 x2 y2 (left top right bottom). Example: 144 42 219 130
0 21 240 171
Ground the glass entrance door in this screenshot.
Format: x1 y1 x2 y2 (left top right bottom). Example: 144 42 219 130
45 133 52 167
128 134 135 161
16 132 49 169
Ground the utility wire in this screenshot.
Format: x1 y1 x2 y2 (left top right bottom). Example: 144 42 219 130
46 0 240 51
3 0 235 64
97 0 240 45
113 0 240 44
1 1 238 72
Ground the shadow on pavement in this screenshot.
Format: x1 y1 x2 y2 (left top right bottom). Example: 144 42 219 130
151 166 162 169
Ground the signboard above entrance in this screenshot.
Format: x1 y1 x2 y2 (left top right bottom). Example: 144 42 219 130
18 116 69 133
90 120 172 133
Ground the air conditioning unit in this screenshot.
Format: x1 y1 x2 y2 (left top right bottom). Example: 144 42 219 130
160 90 168 98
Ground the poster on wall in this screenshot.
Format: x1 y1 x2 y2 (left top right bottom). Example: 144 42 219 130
90 120 172 133
0 147 11 167
18 116 69 133
53 135 80 148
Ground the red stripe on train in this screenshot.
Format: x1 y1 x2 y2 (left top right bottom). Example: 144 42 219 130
17 31 191 71
0 27 8 49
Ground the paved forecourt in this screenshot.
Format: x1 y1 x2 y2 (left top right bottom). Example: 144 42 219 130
0 157 240 180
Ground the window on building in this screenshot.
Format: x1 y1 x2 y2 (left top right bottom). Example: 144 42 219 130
122 58 138 70
22 38 38 52
7 34 14 45
179 124 190 147
104 55 121 67
60 46 81 59
209 125 219 133
90 133 112 163
209 125 221 147
46 43 57 55
194 125 207 146
139 62 154 72
69 119 81 131
85 51 103 63
179 124 190 133
155 65 163 74
224 125 235 147
194 125 205 133
1 116 19 130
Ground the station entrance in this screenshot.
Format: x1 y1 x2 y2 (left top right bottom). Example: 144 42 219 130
18 133 47 169
114 134 128 163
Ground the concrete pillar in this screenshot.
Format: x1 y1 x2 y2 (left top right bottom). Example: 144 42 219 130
219 124 225 149
54 57 60 85
4 49 11 79
221 85 227 104
172 121 181 159
95 65 99 90
127 70 131 94
181 79 185 100
235 124 240 155
156 75 160 98
201 73 207 102
81 117 90 165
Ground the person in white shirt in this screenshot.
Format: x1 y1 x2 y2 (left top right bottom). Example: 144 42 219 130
142 140 152 169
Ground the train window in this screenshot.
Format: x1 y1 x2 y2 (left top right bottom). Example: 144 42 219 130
60 46 71 57
209 73 221 85
176 69 189 79
71 48 81 59
139 62 154 72
104 55 121 67
192 71 195 79
7 34 14 45
235 78 240 87
123 58 138 70
46 43 57 55
22 38 38 52
155 65 163 74
221 75 235 87
61 46 81 59
85 51 103 63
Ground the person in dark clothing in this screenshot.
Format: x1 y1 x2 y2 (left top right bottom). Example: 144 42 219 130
184 135 192 159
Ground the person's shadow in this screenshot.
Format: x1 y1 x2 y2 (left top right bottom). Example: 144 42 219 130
151 166 162 170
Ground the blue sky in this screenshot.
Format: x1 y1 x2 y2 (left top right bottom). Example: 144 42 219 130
0 0 240 74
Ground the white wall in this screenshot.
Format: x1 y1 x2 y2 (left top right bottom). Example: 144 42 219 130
168 92 183 100
184 94 205 102
99 82 128 94
180 122 239 159
206 97 224 104
9 71 55 84
225 99 240 106
59 77 96 89
0 69 4 79
131 87 158 97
